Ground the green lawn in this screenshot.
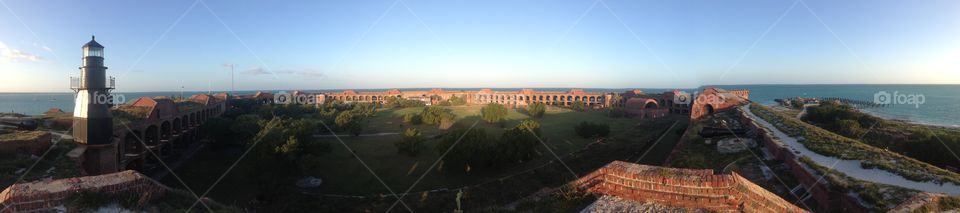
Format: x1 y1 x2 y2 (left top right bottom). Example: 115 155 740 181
165 105 685 208
307 105 645 194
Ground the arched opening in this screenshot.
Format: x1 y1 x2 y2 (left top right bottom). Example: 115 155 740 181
124 131 142 155
705 104 715 114
145 125 159 146
644 102 658 109
161 121 171 141
173 118 181 136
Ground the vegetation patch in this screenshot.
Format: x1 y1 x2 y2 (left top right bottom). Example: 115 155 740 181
801 101 960 172
0 130 46 141
798 156 917 212
750 103 960 185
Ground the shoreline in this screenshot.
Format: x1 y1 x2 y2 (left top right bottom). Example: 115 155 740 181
762 103 960 129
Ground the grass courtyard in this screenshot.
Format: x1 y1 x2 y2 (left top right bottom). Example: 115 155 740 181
163 104 685 209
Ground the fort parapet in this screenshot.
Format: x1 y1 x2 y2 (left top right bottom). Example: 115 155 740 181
0 170 166 213
735 108 870 212
575 161 808 213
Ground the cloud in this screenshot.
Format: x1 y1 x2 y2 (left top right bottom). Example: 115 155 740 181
0 41 45 62
242 66 324 79
297 69 324 79
243 67 271 75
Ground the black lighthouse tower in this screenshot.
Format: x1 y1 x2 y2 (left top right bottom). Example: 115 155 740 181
72 36 118 174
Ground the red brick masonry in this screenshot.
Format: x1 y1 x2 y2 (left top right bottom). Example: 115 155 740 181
0 132 52 156
0 170 167 213
575 161 808 213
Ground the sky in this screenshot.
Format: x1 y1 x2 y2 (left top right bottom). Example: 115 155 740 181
0 0 958 92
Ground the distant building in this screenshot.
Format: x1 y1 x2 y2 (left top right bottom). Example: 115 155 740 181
312 88 616 108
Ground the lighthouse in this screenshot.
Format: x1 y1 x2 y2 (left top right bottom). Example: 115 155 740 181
71 36 118 174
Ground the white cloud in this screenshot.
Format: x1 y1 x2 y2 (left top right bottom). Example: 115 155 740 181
243 66 271 75
242 66 324 79
0 41 45 62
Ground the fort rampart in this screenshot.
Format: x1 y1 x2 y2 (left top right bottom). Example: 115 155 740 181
574 161 808 213
0 170 166 213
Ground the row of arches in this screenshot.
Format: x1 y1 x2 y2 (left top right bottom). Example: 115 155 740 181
323 93 609 107
476 94 605 106
330 94 401 102
119 104 225 173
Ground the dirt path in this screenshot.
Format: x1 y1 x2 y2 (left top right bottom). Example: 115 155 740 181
796 104 818 119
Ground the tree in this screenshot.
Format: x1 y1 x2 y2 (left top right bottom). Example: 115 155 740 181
571 101 586 112
527 102 546 118
231 114 263 141
449 95 467 106
515 119 541 135
493 119 541 164
335 111 363 136
421 106 456 125
437 128 494 171
481 103 509 124
201 117 235 145
403 113 422 125
496 127 538 164
395 128 425 156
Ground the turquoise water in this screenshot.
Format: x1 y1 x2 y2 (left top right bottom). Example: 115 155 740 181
2 85 956 126
0 91 255 116
712 85 960 127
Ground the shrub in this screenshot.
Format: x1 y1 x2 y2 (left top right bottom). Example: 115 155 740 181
335 111 363 136
481 103 509 124
527 102 546 118
68 190 109 211
437 128 494 170
574 121 609 138
570 101 587 112
421 106 456 125
403 113 422 125
449 95 467 106
494 119 542 164
395 128 425 156
515 119 541 135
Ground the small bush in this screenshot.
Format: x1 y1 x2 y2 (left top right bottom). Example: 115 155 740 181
481 103 509 124
68 190 109 211
395 128 425 156
527 102 546 118
570 101 586 112
403 113 422 125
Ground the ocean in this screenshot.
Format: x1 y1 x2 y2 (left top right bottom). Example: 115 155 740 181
2 85 957 127
711 85 960 127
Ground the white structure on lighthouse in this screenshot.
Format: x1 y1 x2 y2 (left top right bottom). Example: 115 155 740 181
71 36 118 174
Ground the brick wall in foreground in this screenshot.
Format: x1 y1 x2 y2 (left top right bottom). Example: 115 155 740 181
575 161 808 213
0 170 167 213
